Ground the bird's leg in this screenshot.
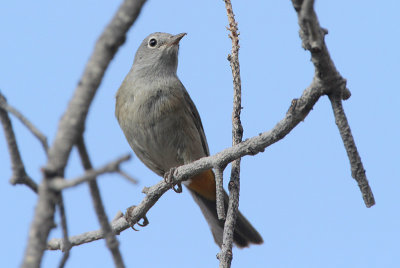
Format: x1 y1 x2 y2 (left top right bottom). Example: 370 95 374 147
164 167 182 193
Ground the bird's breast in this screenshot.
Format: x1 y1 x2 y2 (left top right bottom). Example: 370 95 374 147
132 86 183 125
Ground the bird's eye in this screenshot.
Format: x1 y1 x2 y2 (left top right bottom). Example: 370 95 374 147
148 38 157 47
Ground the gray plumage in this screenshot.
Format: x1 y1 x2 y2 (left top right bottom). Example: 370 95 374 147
115 32 262 247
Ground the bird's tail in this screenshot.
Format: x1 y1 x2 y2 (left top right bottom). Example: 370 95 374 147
186 169 263 248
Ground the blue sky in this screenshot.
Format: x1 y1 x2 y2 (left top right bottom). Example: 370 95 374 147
1 1 399 267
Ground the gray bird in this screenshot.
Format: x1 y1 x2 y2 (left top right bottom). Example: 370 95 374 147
115 32 263 248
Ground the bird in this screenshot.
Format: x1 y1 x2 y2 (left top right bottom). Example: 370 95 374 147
115 32 263 248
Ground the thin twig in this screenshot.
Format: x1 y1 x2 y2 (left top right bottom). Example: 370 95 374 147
21 1 147 267
0 91 49 153
112 211 124 222
215 167 225 220
0 93 38 193
47 216 129 250
117 169 139 184
329 94 375 207
219 0 243 267
76 136 126 268
49 154 131 191
293 0 375 207
57 193 71 268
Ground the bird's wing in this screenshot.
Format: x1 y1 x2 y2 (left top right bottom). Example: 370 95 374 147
180 82 210 157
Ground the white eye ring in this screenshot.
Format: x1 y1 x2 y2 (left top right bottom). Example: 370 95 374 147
148 38 157 48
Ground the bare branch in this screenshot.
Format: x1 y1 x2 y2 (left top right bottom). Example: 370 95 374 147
45 0 147 174
0 92 48 153
58 249 70 268
299 0 323 51
23 178 58 267
0 93 38 193
293 0 375 207
58 248 70 268
117 169 139 185
47 216 129 250
22 1 147 267
49 154 131 191
215 167 225 220
57 194 71 268
112 211 124 222
219 0 243 267
76 136 126 268
329 94 375 207
47 174 176 251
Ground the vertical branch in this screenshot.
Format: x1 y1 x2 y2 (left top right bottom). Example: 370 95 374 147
219 1 243 267
76 136 125 268
21 1 147 267
215 167 226 220
45 0 147 174
57 194 71 268
22 173 58 268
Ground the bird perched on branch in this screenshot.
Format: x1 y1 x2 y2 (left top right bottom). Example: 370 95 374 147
115 32 262 247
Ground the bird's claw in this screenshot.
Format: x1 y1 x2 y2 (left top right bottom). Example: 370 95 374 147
137 216 149 227
124 205 149 231
164 167 182 193
172 182 182 193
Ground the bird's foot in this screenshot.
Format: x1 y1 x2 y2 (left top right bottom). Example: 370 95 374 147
164 167 182 193
125 205 149 231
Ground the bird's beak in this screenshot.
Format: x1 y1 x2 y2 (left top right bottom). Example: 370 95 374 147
167 33 187 46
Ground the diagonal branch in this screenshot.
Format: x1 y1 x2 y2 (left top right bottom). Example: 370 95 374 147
47 214 129 250
292 0 375 207
0 92 49 154
0 93 38 193
329 94 375 207
47 80 326 251
46 0 147 175
117 169 139 185
49 153 131 191
21 1 148 267
76 136 126 268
